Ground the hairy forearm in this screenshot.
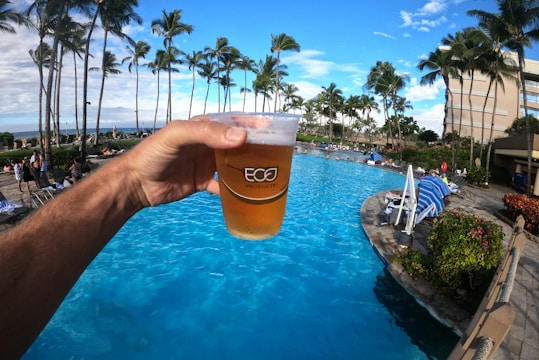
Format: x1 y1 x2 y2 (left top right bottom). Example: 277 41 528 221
0 155 141 358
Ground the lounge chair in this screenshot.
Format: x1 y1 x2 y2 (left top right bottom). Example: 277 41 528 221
0 191 30 219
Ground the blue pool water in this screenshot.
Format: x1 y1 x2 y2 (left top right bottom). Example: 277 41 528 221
24 151 458 359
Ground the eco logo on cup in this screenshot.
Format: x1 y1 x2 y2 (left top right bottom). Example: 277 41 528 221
210 112 300 240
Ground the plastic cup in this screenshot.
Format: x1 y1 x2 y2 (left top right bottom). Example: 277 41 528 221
210 112 301 240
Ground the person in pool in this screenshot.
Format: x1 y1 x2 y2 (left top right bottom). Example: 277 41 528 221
0 116 247 358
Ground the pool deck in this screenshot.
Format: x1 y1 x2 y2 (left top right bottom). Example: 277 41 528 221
0 162 537 359
361 180 538 360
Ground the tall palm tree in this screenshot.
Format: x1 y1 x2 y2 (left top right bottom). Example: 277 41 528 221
147 49 166 132
366 61 403 149
468 0 539 195
270 33 300 112
123 40 151 135
80 0 105 162
220 47 239 112
66 28 87 138
152 9 193 122
184 50 203 118
91 51 121 145
418 47 459 170
281 83 300 112
321 82 343 145
442 31 467 159
197 57 216 115
204 37 231 112
237 55 255 111
0 0 24 33
25 0 58 156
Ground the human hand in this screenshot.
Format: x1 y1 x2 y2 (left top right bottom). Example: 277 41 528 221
121 116 247 208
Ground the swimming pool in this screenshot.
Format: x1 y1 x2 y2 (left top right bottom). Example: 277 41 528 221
24 151 458 359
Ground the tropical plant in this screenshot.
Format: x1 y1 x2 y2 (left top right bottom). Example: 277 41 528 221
428 209 504 292
197 56 216 115
237 55 255 111
204 37 231 112
152 9 193 122
418 47 459 171
270 33 300 112
0 0 24 33
147 49 166 132
123 40 151 135
184 50 203 118
469 0 539 196
320 83 343 145
90 51 121 145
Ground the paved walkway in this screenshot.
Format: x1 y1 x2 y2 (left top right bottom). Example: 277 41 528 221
361 182 538 359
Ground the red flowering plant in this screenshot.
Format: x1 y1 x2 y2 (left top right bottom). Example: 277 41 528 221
392 248 430 279
502 193 539 235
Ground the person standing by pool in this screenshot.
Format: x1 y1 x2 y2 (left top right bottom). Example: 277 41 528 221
21 158 34 194
69 157 82 183
39 154 49 185
11 159 24 194
0 117 247 358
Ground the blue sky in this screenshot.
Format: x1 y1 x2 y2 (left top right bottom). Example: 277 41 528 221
1 0 538 134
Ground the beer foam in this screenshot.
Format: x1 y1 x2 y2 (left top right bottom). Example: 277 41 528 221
210 112 301 146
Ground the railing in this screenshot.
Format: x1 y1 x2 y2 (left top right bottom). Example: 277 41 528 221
448 215 527 360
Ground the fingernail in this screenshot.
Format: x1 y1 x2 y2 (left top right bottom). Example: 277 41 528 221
225 127 245 141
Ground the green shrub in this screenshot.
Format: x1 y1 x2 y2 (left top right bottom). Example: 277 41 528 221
467 167 489 186
427 209 504 292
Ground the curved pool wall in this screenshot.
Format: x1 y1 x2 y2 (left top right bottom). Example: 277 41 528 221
24 151 458 359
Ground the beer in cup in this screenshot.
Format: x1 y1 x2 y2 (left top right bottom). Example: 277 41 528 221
210 112 301 240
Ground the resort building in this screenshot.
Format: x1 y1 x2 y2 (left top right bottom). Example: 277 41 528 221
443 52 539 142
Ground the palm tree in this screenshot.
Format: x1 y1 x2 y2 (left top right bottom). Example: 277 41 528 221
197 57 216 115
366 61 403 149
418 47 459 170
468 0 539 195
237 55 255 111
450 27 491 170
91 51 121 145
80 0 105 162
152 9 193 122
123 40 151 135
204 37 231 112
442 31 467 158
220 47 240 112
184 50 203 118
270 33 300 112
67 28 87 138
25 0 58 156
321 82 343 145
0 0 24 33
147 49 166 132
281 83 300 112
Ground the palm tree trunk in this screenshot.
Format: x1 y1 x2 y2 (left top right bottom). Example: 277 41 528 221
135 64 139 135
167 65 172 123
55 47 64 148
153 71 160 132
203 80 210 115
44 0 67 170
479 80 493 161
189 69 195 118
468 71 475 170
73 51 79 138
485 78 499 184
82 4 102 162
517 49 533 196
95 30 110 146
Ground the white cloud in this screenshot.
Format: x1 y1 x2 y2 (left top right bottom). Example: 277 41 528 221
405 77 445 102
374 32 396 40
411 103 445 135
400 2 448 32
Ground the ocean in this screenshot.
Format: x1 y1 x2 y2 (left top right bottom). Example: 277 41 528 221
12 127 146 140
